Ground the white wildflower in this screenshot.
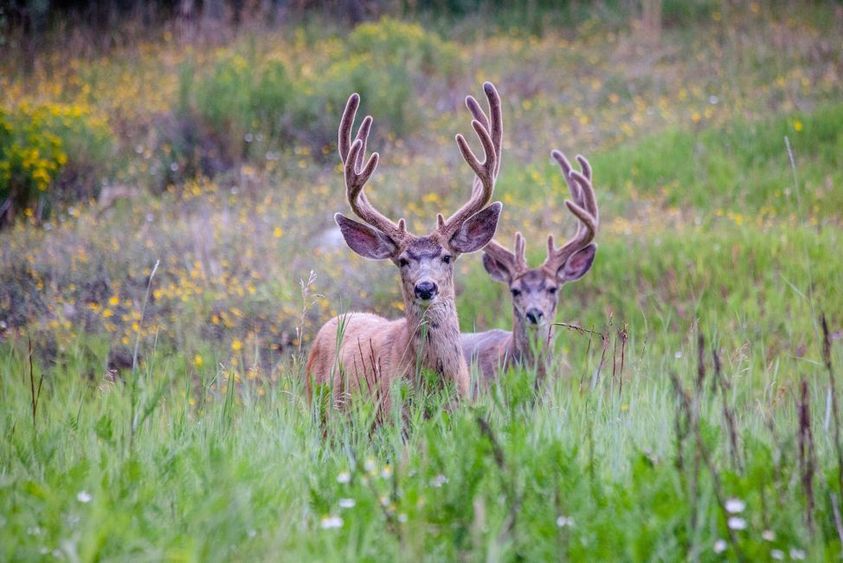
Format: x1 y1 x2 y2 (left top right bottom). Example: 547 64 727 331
725 498 745 513
762 529 775 542
336 471 351 484
338 498 356 509
674 351 683 359
364 458 376 474
430 474 448 488
713 539 727 554
789 548 805 560
556 516 575 528
727 517 746 530
381 465 392 479
398 513 407 523
320 515 343 530
771 549 784 560
76 491 92 503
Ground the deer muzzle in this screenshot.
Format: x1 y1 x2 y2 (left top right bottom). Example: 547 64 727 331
414 280 438 302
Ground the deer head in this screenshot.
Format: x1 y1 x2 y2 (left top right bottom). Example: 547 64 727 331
334 83 504 310
482 151 598 330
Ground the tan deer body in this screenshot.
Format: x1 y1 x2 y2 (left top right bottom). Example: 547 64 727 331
307 83 504 411
307 283 466 403
463 151 599 384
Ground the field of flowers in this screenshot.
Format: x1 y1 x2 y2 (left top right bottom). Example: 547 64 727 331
2 2 843 560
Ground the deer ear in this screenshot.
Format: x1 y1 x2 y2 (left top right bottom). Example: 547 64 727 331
449 202 502 254
482 252 511 284
557 243 597 283
335 213 397 260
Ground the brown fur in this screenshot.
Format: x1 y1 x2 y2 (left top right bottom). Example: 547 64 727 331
306 83 504 413
307 236 471 411
463 151 598 385
462 270 555 384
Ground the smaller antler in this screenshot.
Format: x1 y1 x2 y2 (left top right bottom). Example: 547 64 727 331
338 93 408 242
437 82 502 239
542 150 599 273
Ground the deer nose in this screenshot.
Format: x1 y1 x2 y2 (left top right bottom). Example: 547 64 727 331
414 281 438 301
526 308 544 325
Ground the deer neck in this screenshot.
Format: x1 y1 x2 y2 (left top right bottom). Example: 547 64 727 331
510 311 551 371
403 293 467 384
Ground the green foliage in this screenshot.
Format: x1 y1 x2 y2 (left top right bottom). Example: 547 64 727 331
346 17 459 79
0 337 838 559
0 102 113 226
661 0 718 27
180 17 459 162
585 103 843 216
189 53 294 160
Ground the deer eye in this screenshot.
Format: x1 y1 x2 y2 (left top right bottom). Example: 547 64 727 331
398 258 410 268
511 288 521 297
441 255 452 264
547 287 557 294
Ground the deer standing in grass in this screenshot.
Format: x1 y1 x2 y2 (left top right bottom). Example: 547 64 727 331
462 150 598 384
306 82 504 411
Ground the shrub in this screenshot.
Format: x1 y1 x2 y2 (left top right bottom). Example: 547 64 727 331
346 17 460 79
188 54 294 162
173 18 459 173
0 102 113 226
291 53 413 149
290 18 460 150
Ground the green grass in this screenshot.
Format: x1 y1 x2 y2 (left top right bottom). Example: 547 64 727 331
500 103 843 220
2 324 841 560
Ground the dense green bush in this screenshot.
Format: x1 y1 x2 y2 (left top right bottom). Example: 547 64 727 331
189 54 293 161
346 17 460 79
0 102 113 226
178 17 459 167
293 53 414 150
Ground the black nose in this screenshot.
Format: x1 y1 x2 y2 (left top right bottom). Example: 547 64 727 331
526 308 544 325
414 281 438 301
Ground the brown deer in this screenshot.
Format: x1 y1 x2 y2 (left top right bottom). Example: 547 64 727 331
462 150 598 384
306 82 504 411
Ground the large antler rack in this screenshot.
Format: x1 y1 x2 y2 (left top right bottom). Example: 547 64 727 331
541 151 599 274
436 81 503 240
338 93 409 243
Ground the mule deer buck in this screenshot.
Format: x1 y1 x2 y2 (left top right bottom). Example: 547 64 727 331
306 82 504 411
462 150 598 384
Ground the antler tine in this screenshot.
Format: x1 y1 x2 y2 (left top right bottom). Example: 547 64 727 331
465 82 503 177
576 154 592 181
439 81 502 239
353 115 372 170
514 232 527 271
338 94 406 241
338 93 359 162
544 150 599 272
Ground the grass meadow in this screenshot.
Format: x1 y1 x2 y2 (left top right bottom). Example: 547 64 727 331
1 2 842 560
